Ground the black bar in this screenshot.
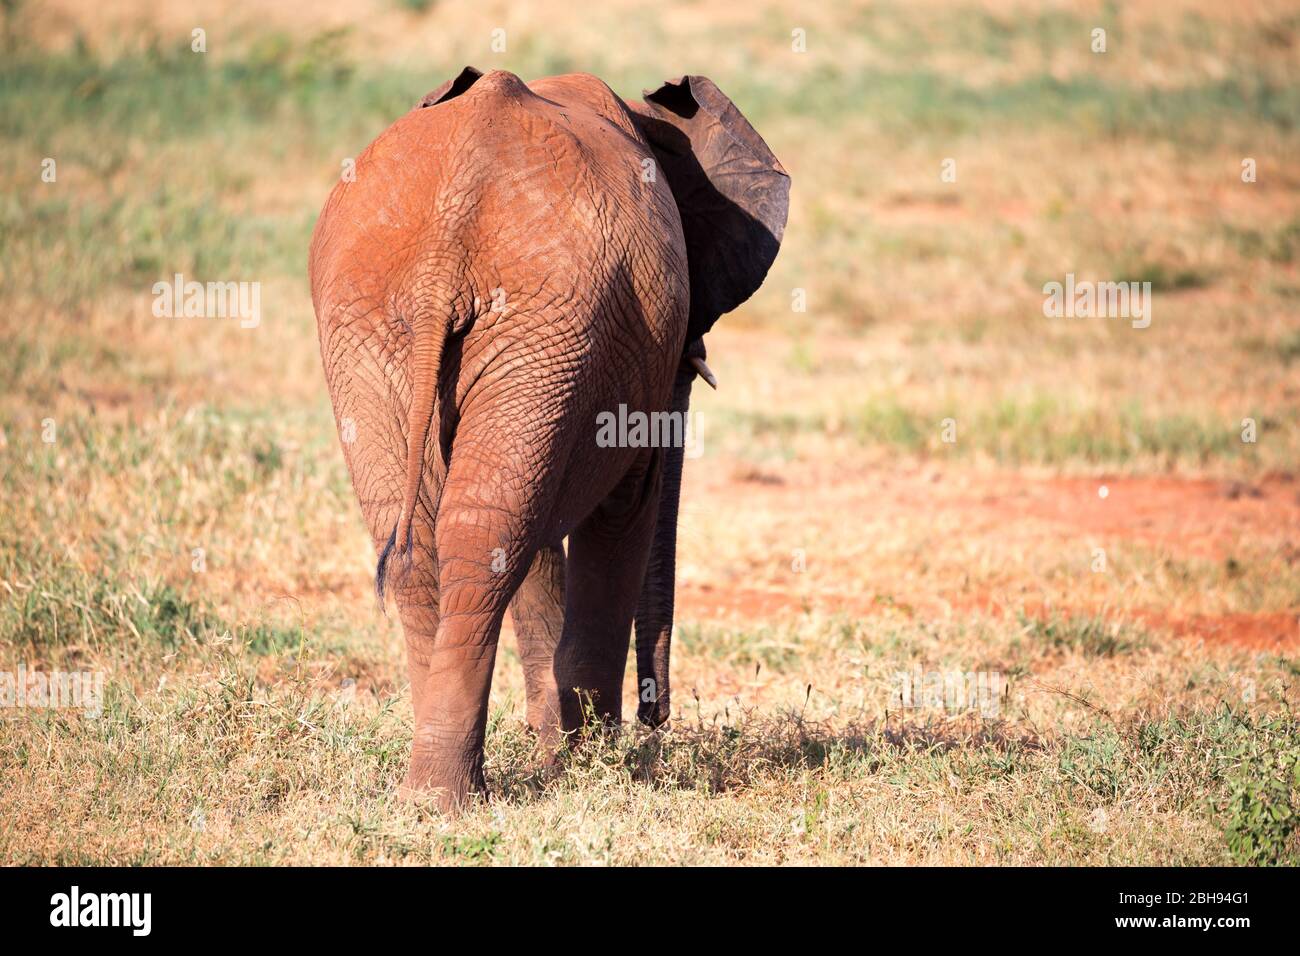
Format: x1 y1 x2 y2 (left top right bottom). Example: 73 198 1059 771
0 866 1288 941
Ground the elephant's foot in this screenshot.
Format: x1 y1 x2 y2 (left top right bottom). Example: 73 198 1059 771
527 721 565 778
521 662 563 753
636 684 671 729
399 742 486 815
557 671 625 735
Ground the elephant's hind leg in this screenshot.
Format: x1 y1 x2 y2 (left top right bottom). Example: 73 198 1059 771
508 543 565 750
402 439 554 812
555 449 662 732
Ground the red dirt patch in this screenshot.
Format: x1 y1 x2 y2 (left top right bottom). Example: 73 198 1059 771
1151 611 1300 651
298 467 1298 652
673 467 1300 650
676 584 1300 652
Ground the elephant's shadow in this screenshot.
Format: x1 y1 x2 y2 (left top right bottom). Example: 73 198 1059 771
486 711 1041 802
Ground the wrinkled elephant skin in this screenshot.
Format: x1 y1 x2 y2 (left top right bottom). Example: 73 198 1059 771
309 68 788 811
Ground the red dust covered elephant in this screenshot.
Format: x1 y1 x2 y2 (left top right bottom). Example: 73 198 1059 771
309 66 788 811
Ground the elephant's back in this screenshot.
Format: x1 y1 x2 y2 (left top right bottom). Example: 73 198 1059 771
310 69 690 430
405 71 688 363
316 71 679 300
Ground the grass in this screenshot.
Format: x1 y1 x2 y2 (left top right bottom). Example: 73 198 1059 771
2 0 1299 864
710 396 1281 471
4 622 1297 863
1018 611 1149 658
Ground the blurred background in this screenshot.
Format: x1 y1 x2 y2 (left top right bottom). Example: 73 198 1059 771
1 0 1298 864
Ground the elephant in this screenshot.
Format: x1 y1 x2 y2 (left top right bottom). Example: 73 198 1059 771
309 66 788 811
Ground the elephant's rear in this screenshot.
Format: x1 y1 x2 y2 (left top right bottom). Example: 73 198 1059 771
307 65 789 811
309 70 691 586
310 68 687 385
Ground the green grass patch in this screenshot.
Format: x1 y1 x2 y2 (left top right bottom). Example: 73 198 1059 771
1019 611 1149 658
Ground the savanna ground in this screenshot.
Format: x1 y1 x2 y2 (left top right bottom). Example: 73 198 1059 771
2 0 1299 865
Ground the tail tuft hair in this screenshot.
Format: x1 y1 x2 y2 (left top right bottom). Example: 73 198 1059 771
375 525 399 606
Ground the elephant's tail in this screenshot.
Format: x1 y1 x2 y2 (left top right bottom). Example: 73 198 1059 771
375 308 457 606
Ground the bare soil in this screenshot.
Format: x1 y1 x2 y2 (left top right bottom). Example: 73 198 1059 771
670 467 1300 650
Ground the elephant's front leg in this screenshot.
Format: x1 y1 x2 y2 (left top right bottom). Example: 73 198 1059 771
508 543 565 751
555 449 662 731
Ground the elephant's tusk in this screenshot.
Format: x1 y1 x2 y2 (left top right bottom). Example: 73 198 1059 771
689 356 718 390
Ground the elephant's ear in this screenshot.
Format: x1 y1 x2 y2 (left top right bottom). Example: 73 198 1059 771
629 75 790 342
416 66 483 109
